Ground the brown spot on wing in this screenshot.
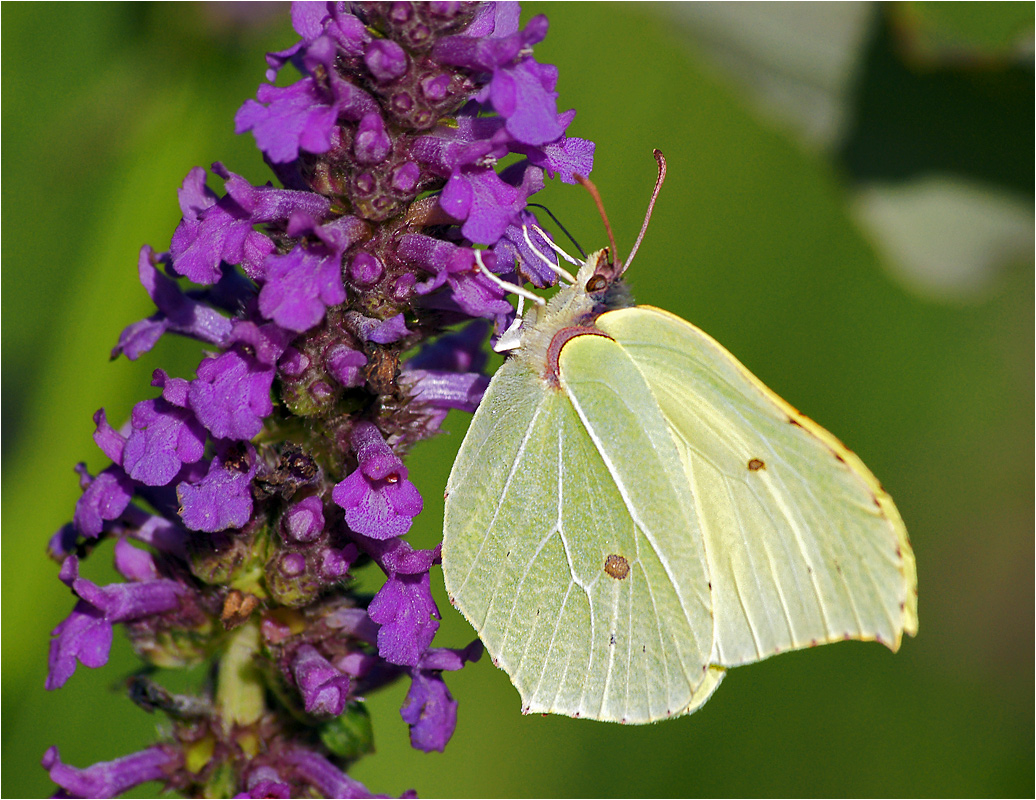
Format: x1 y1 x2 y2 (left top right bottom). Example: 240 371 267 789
747 458 765 471
604 554 630 580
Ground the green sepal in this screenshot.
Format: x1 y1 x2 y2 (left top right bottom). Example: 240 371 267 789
318 701 375 760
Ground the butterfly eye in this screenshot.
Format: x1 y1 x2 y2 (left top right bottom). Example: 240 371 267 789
585 275 608 292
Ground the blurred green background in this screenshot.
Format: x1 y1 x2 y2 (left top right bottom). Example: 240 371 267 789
3 3 1032 797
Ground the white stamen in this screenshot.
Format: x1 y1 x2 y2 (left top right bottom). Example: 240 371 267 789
494 295 526 353
531 224 581 266
474 250 545 306
521 225 576 284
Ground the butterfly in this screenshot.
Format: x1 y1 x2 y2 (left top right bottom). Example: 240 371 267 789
442 151 917 724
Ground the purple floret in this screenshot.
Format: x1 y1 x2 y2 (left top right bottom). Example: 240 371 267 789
47 556 182 689
188 348 275 441
291 644 351 717
121 398 207 487
332 422 423 540
112 246 234 360
257 213 366 332
401 642 483 753
42 745 179 799
73 465 134 539
282 747 383 799
176 444 258 533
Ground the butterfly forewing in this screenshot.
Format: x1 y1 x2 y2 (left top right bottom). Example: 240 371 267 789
445 340 715 723
598 306 918 667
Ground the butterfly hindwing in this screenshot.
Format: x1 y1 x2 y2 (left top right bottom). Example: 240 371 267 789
597 306 918 667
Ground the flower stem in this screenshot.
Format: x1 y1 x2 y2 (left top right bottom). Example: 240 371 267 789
215 621 264 731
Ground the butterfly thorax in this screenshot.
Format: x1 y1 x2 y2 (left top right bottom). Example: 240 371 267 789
514 248 634 386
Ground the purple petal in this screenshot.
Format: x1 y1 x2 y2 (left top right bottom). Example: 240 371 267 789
169 171 274 285
258 245 346 332
151 369 191 407
354 112 392 164
520 134 595 185
365 39 408 83
46 603 112 690
188 349 274 441
239 766 291 799
491 58 563 146
121 398 207 487
42 745 179 799
360 538 440 577
235 79 338 163
176 447 257 533
47 557 182 689
325 345 367 388
403 369 489 412
418 640 484 672
282 747 381 799
113 538 160 582
400 670 456 752
73 466 134 538
367 572 439 666
332 470 422 540
226 320 293 367
352 421 404 481
112 247 234 360
292 644 351 717
406 322 490 372
91 409 126 465
366 313 410 345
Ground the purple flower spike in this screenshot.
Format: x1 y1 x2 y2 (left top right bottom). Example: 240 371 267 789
282 747 383 799
176 445 258 533
46 1 592 790
332 422 422 540
291 644 351 717
42 745 179 799
367 571 439 667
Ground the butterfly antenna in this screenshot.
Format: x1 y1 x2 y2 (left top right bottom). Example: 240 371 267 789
527 203 587 259
620 149 667 278
574 172 621 280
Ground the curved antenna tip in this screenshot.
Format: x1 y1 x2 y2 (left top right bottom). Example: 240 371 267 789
621 150 667 277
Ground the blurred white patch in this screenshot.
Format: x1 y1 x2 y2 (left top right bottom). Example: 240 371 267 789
851 176 1034 302
665 2 874 149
